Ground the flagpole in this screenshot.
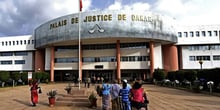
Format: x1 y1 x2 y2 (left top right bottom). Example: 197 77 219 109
78 0 82 90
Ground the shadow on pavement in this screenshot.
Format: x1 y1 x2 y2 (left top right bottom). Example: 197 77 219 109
13 99 32 107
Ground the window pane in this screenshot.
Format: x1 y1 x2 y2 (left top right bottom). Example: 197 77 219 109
0 60 12 65
0 52 13 56
190 31 194 37
15 60 25 64
14 51 28 56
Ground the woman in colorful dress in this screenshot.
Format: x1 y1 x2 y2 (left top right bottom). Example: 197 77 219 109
102 80 111 110
29 80 40 106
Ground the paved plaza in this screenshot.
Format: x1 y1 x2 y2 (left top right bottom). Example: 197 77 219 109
0 83 220 110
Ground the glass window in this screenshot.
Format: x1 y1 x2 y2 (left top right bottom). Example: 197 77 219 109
95 57 100 62
214 30 218 36
189 56 196 61
20 40 23 45
28 40 30 44
15 60 25 64
83 57 95 62
202 31 206 37
9 41 11 45
13 41 15 45
5 41 8 46
178 32 182 37
184 32 188 37
0 60 12 65
208 31 212 36
121 56 129 62
24 40 26 44
196 56 210 61
55 58 78 63
213 55 220 60
190 31 194 37
1 42 4 46
196 31 200 37
120 42 148 49
0 52 13 56
14 51 28 56
129 56 135 61
55 46 78 51
16 41 19 45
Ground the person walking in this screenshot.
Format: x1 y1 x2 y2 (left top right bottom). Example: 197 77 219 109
123 79 131 90
110 80 121 110
102 80 111 110
119 81 131 110
87 77 91 88
29 80 40 106
130 82 149 110
84 77 87 88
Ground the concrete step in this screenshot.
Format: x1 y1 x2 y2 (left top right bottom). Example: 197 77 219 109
69 89 86 96
57 97 89 102
55 100 90 106
61 94 88 98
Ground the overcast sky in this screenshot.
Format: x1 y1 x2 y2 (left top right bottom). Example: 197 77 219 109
0 0 220 37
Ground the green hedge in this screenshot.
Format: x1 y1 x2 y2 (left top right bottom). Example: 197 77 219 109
153 69 165 81
0 71 10 82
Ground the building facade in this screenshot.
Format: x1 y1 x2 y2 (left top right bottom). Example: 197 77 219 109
177 25 220 69
5 10 217 82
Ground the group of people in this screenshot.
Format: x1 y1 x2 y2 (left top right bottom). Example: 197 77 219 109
97 79 149 110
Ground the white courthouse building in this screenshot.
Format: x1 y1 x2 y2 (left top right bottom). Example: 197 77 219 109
0 10 219 82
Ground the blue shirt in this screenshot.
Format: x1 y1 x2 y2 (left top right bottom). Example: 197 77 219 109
119 88 130 102
102 84 111 95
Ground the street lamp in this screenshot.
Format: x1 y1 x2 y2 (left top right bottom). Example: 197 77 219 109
199 60 203 69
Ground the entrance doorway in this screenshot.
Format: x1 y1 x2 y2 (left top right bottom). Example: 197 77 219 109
83 70 114 82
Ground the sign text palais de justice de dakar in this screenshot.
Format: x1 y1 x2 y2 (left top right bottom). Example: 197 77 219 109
49 13 161 30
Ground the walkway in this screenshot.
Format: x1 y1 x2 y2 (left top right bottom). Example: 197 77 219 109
0 83 220 110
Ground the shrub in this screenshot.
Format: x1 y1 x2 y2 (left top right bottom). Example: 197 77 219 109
184 70 197 82
176 70 184 82
21 72 28 84
167 71 176 81
41 72 50 83
10 72 21 81
0 71 10 82
153 69 165 81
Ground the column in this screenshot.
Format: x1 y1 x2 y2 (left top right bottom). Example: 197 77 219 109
50 47 54 82
34 49 45 72
116 40 121 82
162 44 179 71
149 41 154 78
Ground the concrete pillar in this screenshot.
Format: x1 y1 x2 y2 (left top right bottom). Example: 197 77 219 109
34 49 45 72
50 47 54 82
116 40 121 82
149 41 155 78
162 44 179 71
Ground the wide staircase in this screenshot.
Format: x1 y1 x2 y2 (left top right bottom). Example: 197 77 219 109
55 86 92 107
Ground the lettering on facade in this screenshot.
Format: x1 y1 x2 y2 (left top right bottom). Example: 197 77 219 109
83 14 112 22
49 13 163 31
50 19 67 29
